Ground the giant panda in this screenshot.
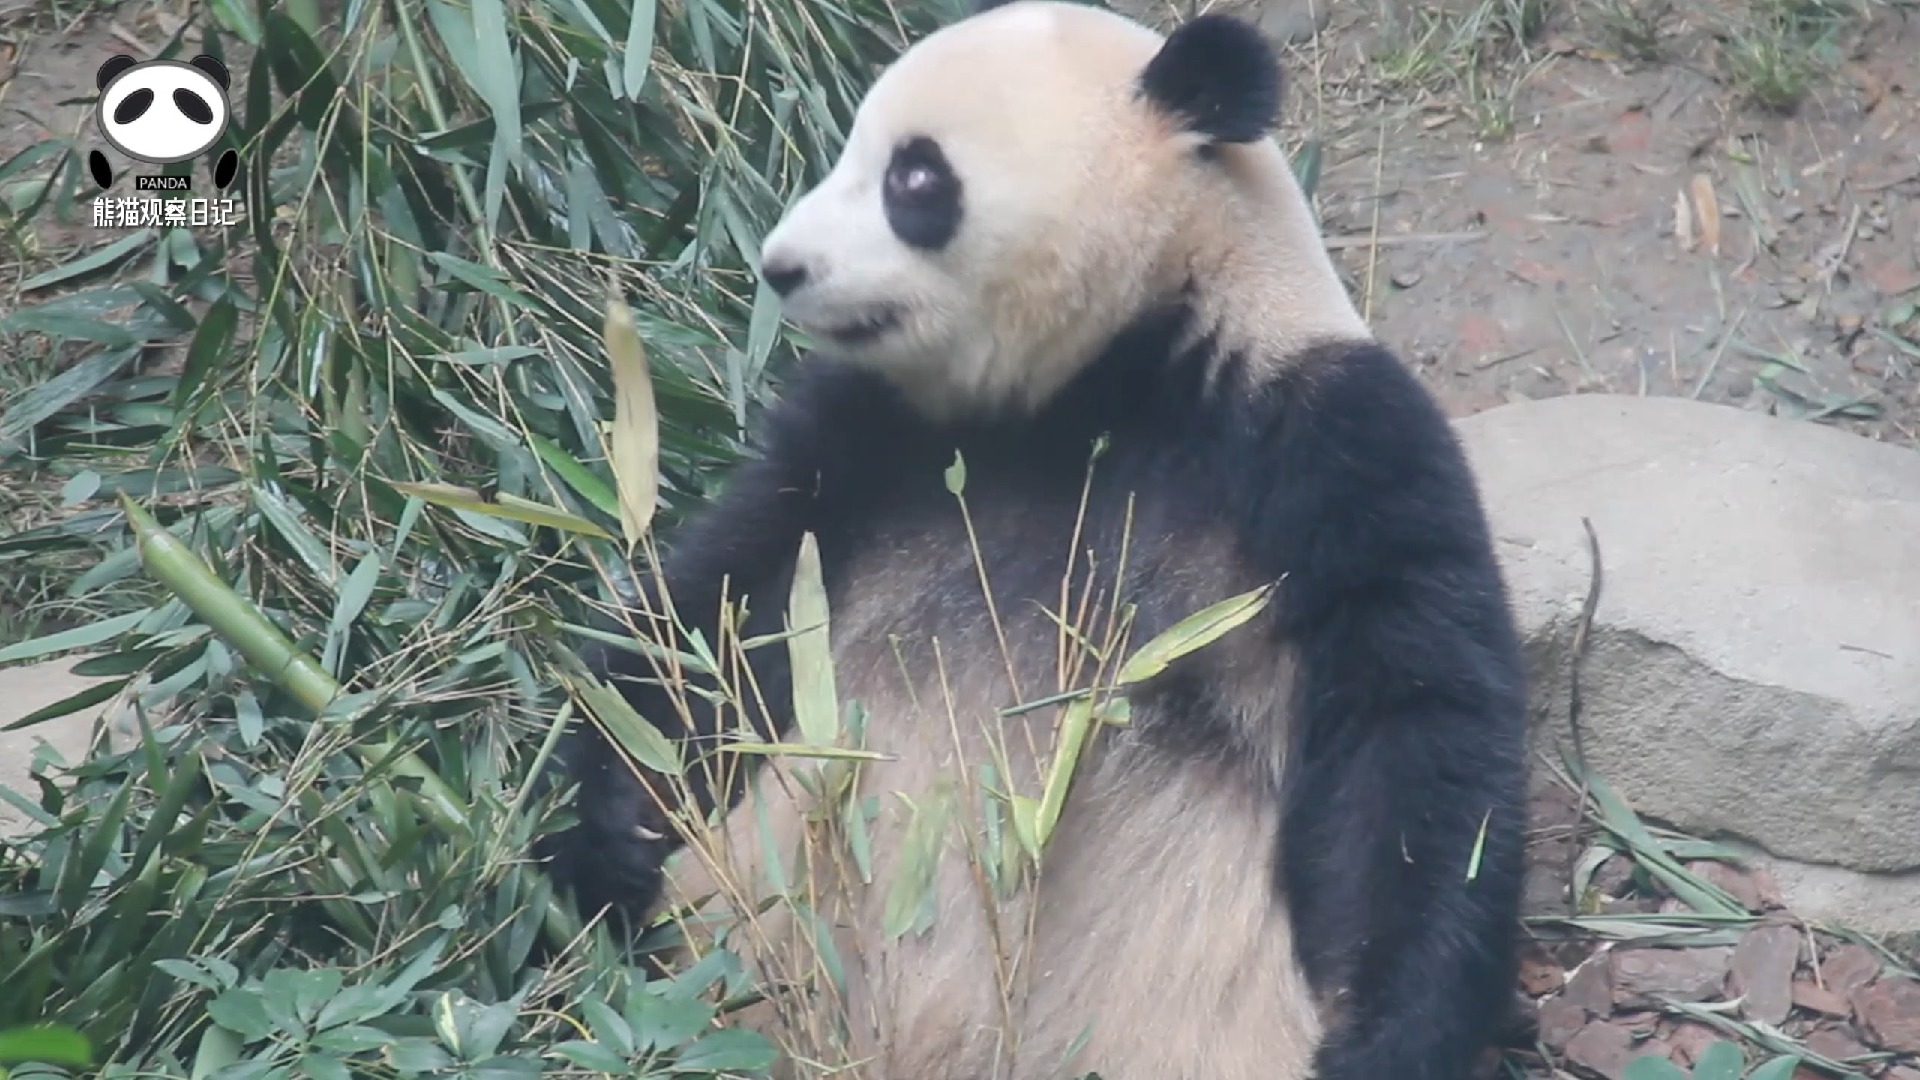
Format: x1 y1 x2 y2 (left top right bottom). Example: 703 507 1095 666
538 2 1531 1079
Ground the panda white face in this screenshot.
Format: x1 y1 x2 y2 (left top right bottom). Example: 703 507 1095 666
96 56 232 165
759 0 1370 418
757 1 1200 418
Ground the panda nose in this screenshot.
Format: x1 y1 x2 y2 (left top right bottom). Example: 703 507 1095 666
761 258 809 298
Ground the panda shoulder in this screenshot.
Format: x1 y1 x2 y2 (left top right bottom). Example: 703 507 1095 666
1245 339 1505 596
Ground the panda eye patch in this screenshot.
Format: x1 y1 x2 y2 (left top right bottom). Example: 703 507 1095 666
174 89 214 124
883 136 962 251
114 88 155 126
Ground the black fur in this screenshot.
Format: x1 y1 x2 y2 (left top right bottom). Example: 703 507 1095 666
884 136 964 251
1138 14 1282 143
539 297 1529 1080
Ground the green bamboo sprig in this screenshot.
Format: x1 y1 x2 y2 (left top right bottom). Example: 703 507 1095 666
116 493 583 944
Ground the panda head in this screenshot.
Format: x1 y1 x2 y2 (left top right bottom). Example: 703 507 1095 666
757 0 1362 419
95 54 232 165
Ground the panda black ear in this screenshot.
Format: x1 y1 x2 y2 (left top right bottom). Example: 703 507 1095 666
1138 14 1283 144
190 54 232 89
97 54 137 91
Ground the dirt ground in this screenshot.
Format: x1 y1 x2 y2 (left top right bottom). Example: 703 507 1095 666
4 0 1920 1076
1288 0 1919 448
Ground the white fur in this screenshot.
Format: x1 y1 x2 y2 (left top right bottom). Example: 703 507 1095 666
757 0 1369 421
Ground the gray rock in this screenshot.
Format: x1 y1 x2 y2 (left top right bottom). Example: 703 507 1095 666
0 656 134 837
1817 940 1887 996
1456 395 1920 885
1734 843 1920 942
1249 0 1332 46
1457 394 1920 936
1563 954 1615 1014
1536 996 1588 1050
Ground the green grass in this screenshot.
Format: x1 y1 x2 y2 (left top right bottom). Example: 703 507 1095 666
1719 0 1864 111
1365 0 1879 134
1368 0 1550 118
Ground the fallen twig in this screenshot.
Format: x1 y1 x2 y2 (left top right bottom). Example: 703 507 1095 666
1324 230 1489 251
1563 516 1604 913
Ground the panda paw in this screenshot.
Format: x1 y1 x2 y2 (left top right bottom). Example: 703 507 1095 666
536 731 683 921
536 808 676 922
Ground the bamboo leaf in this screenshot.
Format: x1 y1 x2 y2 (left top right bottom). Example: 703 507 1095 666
1746 1056 1804 1080
1690 1041 1744 1080
527 433 619 519
0 1024 93 1067
1034 695 1095 851
1009 792 1041 864
2 674 132 732
622 0 658 99
786 532 837 748
603 295 661 552
1621 1058 1690 1080
0 345 138 450
173 295 240 413
883 791 950 941
18 230 156 292
387 481 614 539
1115 582 1276 686
564 670 681 775
1567 753 1746 917
0 609 148 665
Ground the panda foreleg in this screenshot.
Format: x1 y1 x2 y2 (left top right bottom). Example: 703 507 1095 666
538 434 828 922
1241 343 1529 1080
1275 638 1527 1080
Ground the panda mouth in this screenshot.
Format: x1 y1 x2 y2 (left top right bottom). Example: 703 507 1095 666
820 306 902 345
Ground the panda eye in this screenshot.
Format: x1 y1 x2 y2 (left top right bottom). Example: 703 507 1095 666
882 136 962 251
884 138 955 202
887 162 940 201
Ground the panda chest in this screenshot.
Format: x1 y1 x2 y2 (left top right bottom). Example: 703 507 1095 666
814 479 1250 731
822 493 1080 664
